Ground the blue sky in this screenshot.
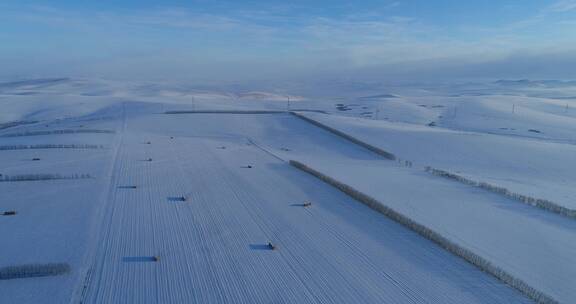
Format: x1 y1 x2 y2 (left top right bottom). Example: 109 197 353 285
1 0 576 81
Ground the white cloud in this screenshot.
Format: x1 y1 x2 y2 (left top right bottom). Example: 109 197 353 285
550 0 576 12
2 3 576 81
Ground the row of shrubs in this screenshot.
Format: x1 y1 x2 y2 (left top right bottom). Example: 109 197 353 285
165 110 285 114
289 112 396 160
0 129 115 137
289 112 569 220
425 167 576 219
0 263 70 280
290 160 557 304
0 173 92 182
0 144 104 151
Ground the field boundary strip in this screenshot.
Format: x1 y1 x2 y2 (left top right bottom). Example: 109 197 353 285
425 167 576 220
289 112 396 160
289 159 558 304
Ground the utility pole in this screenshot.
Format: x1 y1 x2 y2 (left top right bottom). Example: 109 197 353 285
374 106 380 120
286 95 291 111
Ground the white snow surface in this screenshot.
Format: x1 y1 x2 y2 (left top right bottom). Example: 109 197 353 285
2 77 576 303
302 112 576 211
301 160 576 303
78 112 528 303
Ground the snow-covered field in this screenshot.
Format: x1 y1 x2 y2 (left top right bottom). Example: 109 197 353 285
300 112 576 211
1 78 575 303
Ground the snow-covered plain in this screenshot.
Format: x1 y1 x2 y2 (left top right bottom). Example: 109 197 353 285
1 78 575 303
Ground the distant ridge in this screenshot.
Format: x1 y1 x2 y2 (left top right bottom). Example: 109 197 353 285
357 94 398 100
0 78 70 89
494 79 576 87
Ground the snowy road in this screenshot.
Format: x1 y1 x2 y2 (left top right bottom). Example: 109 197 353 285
78 112 530 303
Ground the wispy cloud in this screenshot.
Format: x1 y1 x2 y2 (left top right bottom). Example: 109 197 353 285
550 0 576 12
1 2 576 81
